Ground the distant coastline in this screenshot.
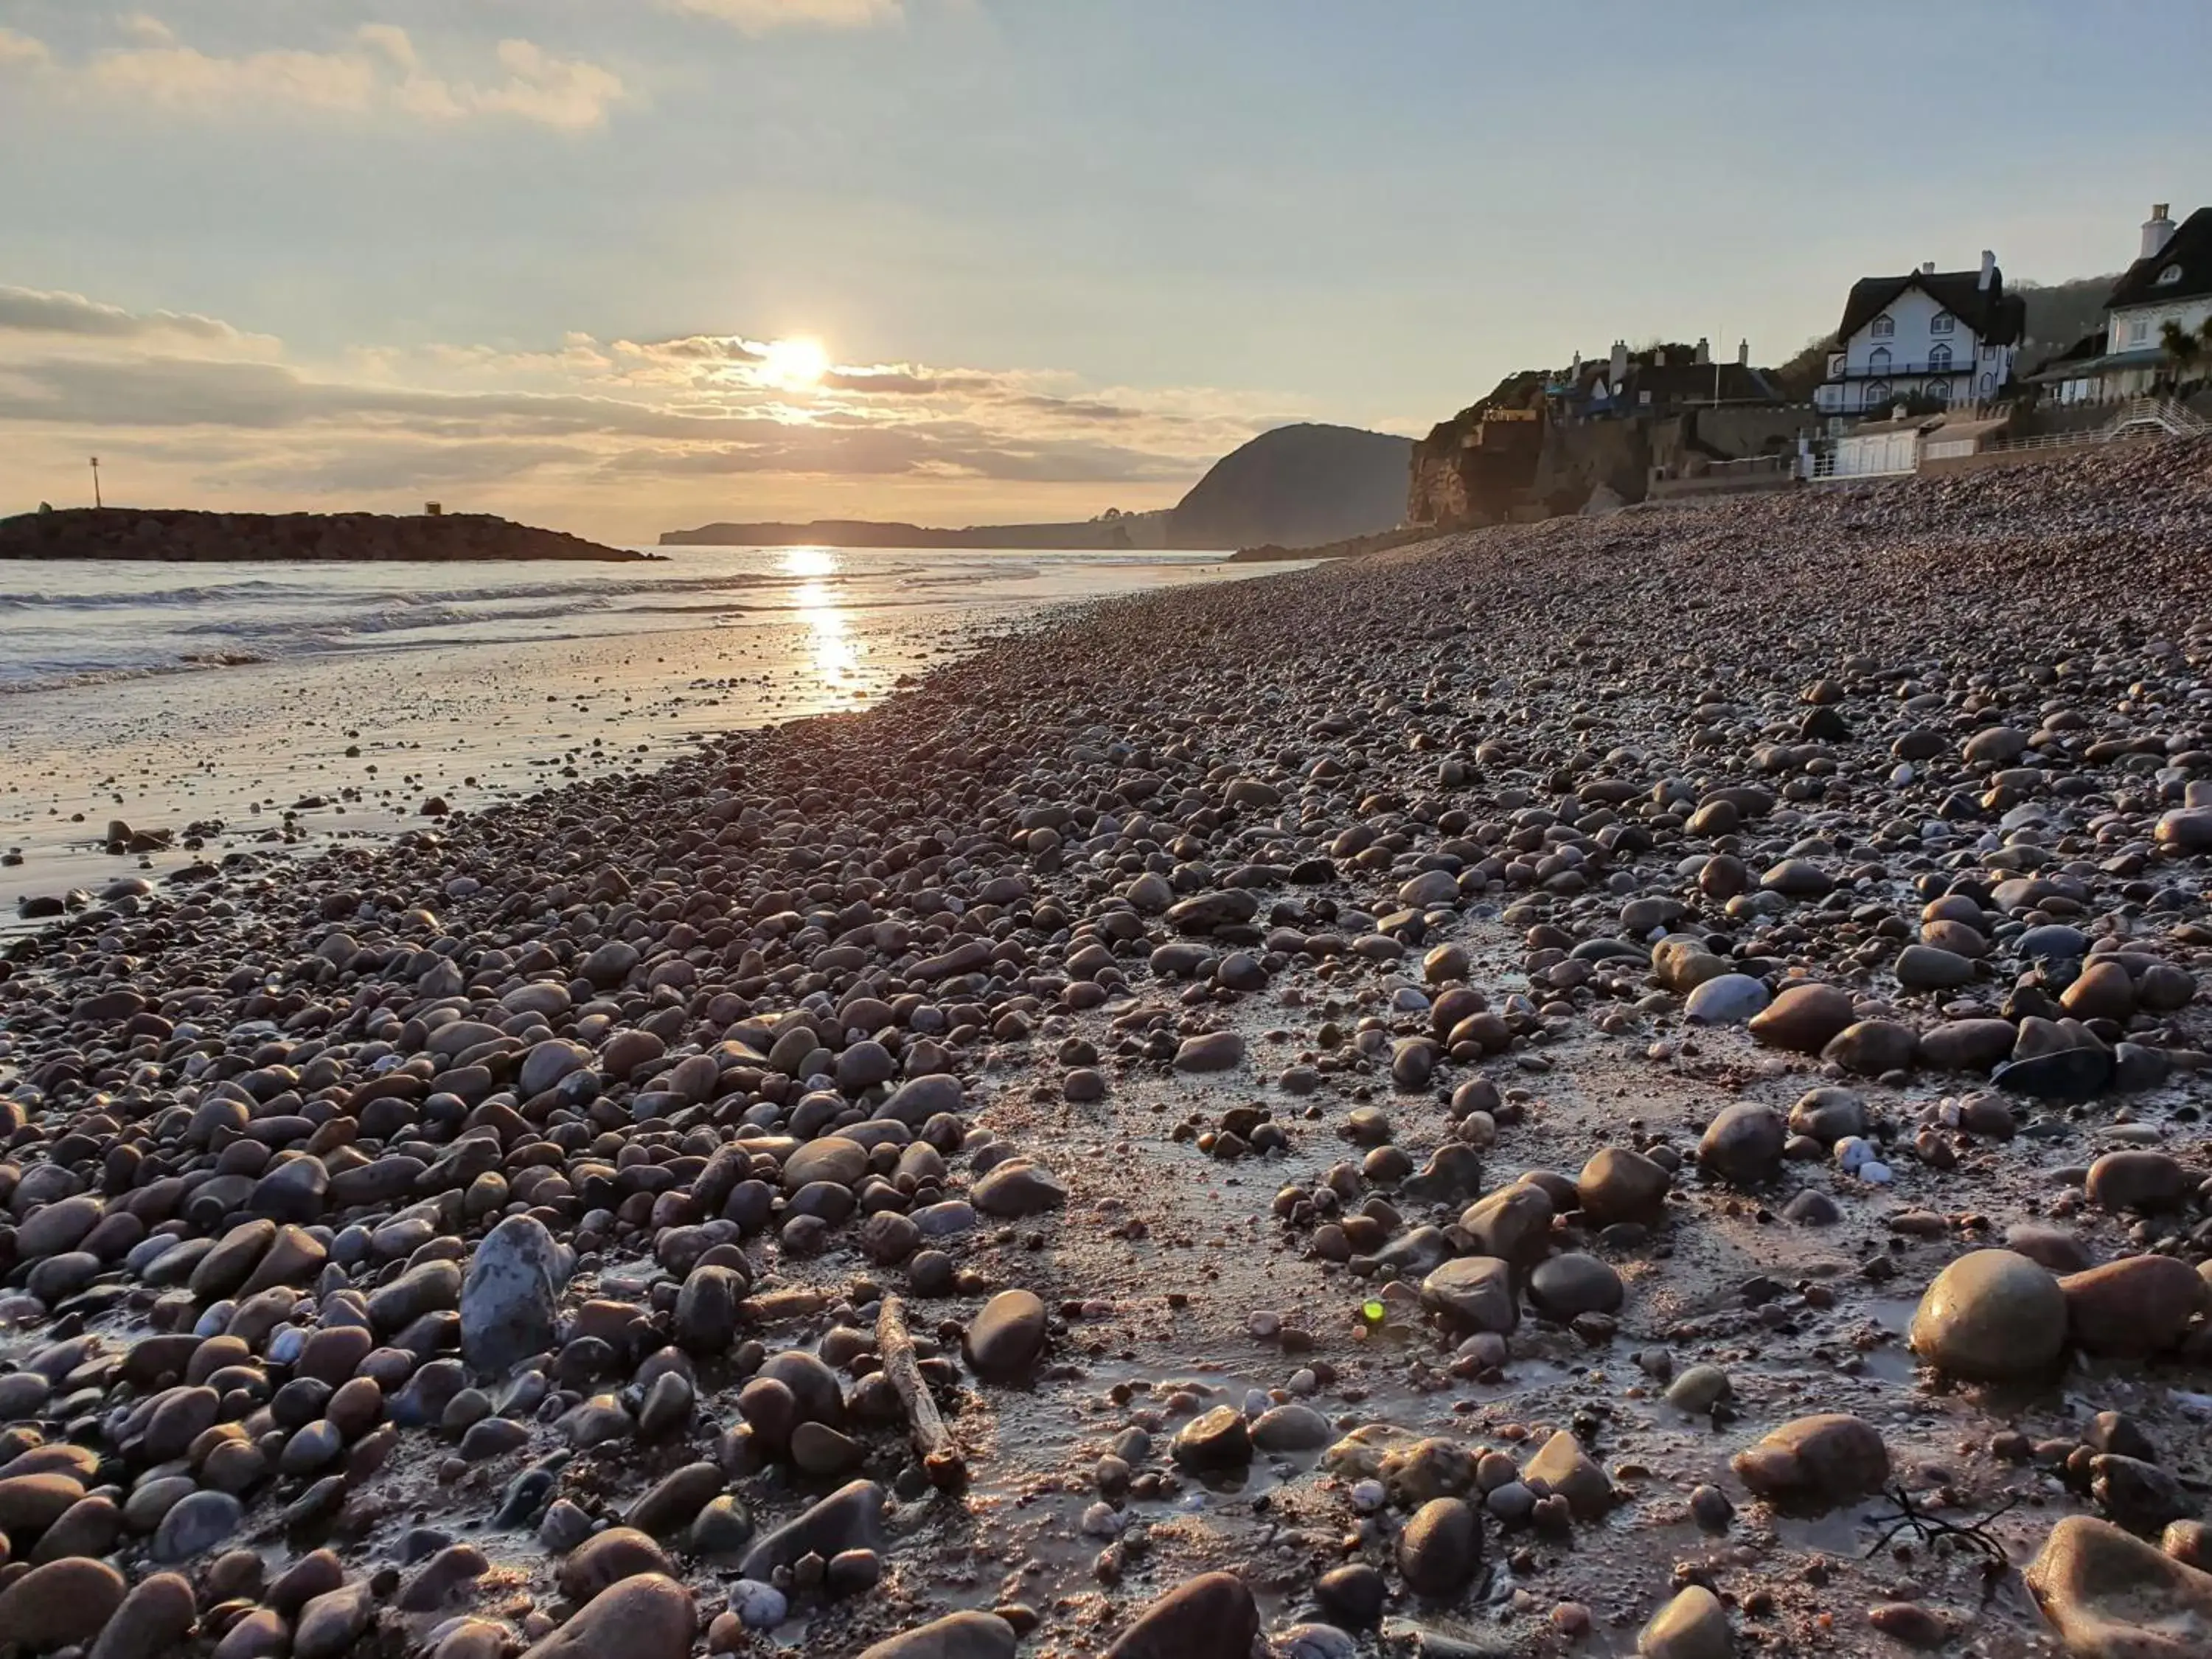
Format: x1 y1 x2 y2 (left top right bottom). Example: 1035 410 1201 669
0 507 656 563
659 515 1162 551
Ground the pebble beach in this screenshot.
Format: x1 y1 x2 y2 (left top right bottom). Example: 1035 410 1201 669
7 441 2212 1659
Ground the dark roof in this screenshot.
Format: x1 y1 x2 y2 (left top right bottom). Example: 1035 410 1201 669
1836 268 2027 347
1628 361 1781 403
2107 206 2212 309
1552 352 1781 407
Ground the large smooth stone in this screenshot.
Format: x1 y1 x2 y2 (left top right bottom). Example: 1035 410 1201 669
1994 1048 2114 1102
1822 1019 1918 1077
857 1613 1018 1659
1576 1147 1670 1225
1894 945 1975 992
2061 1256 2211 1358
1396 1497 1481 1597
1698 1104 1784 1186
2086 1151 2190 1213
1528 1253 1623 1320
1732 1414 1888 1511
1748 984 1856 1054
1419 1256 1516 1335
2025 1515 2212 1657
461 1214 569 1377
1170 1405 1252 1470
1639 1585 1732 1658
970 1162 1066 1217
1172 1032 1245 1072
967 1290 1046 1377
1524 1429 1611 1519
520 1573 695 1659
1909 1250 2066 1380
0 1557 128 1649
1920 1019 2018 1072
1684 974 1768 1025
737 1480 884 1580
782 1138 867 1192
87 1572 197 1659
560 1527 675 1601
1458 1183 1553 1262
1103 1571 1259 1659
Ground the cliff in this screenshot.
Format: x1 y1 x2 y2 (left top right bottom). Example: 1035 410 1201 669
1409 354 1817 528
1407 372 1553 528
0 507 650 562
664 424 1413 554
1165 423 1411 549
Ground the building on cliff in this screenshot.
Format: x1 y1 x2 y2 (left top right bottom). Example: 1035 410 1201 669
1407 341 1814 529
1813 251 2025 419
1550 338 1784 422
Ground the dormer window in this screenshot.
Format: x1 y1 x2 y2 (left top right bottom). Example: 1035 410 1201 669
2157 264 2184 285
1930 311 1955 335
1871 315 1896 338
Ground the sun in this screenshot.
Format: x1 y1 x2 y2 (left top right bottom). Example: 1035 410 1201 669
759 336 829 390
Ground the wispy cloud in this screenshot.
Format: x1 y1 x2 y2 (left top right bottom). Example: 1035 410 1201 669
658 0 905 35
0 26 49 67
0 23 626 131
0 285 264 346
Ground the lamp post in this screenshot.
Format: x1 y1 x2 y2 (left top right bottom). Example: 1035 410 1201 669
90 456 102 509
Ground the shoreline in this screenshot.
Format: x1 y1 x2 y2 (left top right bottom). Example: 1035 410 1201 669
1 552 1287 922
4 439 2212 1656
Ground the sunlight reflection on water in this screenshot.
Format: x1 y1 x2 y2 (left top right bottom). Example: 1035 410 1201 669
781 549 862 697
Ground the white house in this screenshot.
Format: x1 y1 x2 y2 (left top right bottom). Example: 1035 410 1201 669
2031 206 2212 404
1814 252 2025 418
2109 205 2212 366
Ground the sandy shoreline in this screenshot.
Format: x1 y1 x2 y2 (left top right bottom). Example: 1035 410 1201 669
3 553 1294 925
4 442 2212 1658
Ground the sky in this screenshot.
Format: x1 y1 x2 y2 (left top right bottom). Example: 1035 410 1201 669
1 0 2209 543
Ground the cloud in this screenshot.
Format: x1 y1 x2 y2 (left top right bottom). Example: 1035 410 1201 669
0 284 1311 534
1 23 625 131
658 0 905 35
0 26 49 66
0 285 265 347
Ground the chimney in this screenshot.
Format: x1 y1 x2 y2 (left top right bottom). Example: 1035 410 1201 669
1978 248 1996 291
2143 203 2177 260
1737 338 1749 366
1610 339 1628 384
1694 337 1710 365
1921 260 1936 275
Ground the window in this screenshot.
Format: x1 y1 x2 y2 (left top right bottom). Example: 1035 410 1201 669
1865 380 1890 407
1871 314 1896 338
1869 345 1892 373
1927 378 1951 404
2125 319 2152 346
1930 343 1953 371
2157 264 2184 285
1930 311 1955 335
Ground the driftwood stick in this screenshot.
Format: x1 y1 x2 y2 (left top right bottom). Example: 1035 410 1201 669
877 1294 967 1491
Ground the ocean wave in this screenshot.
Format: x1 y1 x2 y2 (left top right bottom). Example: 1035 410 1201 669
0 652 274 697
0 569 787 613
